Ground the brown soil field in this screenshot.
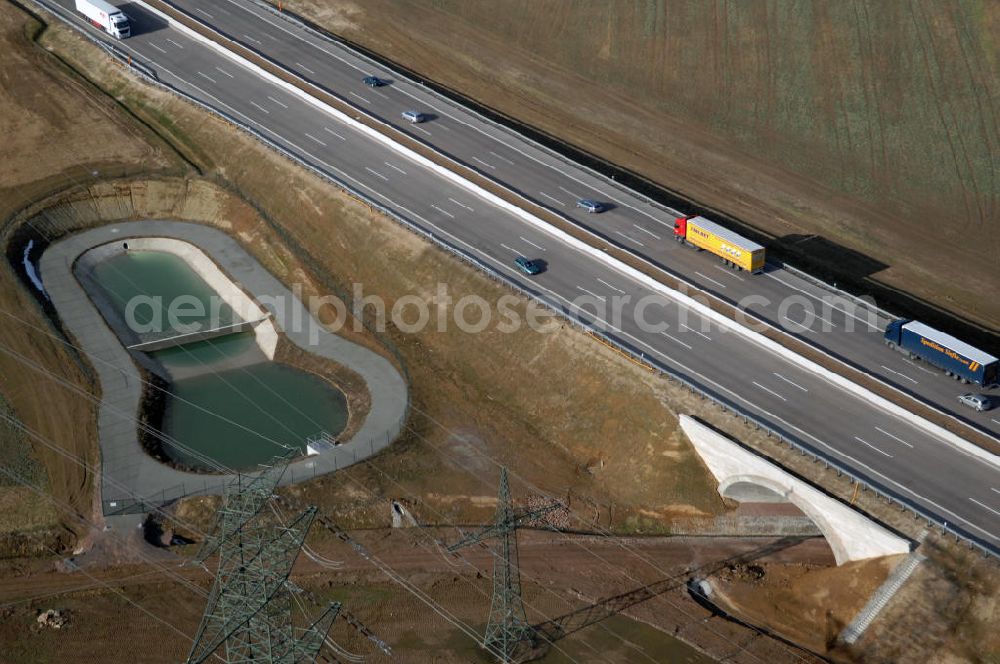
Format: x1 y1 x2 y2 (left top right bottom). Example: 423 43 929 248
280 0 1000 340
1 1 998 662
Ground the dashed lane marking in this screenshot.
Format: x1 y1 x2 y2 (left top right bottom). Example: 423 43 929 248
854 436 893 458
539 191 564 206
660 331 692 350
304 133 326 147
875 427 914 448
519 236 546 252
880 365 918 384
615 231 645 247
597 279 625 295
679 323 712 341
773 373 808 392
430 205 454 218
694 271 727 289
752 381 787 402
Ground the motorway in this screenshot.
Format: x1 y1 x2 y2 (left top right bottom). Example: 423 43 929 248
36 0 1000 553
155 0 1000 443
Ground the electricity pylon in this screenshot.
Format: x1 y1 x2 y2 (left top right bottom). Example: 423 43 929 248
186 457 340 664
448 467 562 663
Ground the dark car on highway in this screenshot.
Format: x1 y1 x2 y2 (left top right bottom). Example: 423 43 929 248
513 256 542 275
363 76 387 87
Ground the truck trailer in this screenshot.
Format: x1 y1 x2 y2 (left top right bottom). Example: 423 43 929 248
883 319 999 387
75 0 131 39
673 215 765 273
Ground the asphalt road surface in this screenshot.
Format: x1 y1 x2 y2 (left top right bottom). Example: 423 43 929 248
36 0 1000 554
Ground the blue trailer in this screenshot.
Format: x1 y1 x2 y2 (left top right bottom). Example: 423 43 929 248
884 319 999 387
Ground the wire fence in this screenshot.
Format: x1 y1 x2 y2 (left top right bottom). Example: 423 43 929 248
32 0 998 561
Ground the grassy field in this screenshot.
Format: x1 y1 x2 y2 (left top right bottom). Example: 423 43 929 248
282 0 1000 334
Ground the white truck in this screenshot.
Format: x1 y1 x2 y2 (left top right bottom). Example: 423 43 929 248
75 0 131 39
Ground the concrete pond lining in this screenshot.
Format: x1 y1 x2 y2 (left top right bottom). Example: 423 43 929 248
40 220 408 523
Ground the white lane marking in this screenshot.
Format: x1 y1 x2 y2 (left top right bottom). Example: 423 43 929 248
323 126 346 141
448 198 474 212
714 265 745 281
992 487 1000 496
970 498 1000 518
519 236 546 252
249 101 270 114
267 95 288 109
880 365 918 384
147 41 167 54
766 271 881 330
576 286 606 302
295 62 316 75
214 67 234 78
304 133 326 147
264 33 278 42
413 126 433 137
680 323 712 341
633 225 661 240
694 271 727 289
782 314 812 331
430 204 455 218
539 191 564 207
242 33 262 45
661 331 692 350
489 151 514 165
875 427 914 448
384 162 407 175
773 373 808 392
364 167 388 181
615 231 645 247
855 436 893 458
752 381 787 402
349 91 370 103
166 38 184 49
499 243 520 255
148 44 1000 545
559 185 582 199
902 359 936 375
597 278 625 295
197 71 216 84
194 7 213 18
993 419 1000 426
472 157 496 170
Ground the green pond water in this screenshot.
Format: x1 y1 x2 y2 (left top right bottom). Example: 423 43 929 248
92 250 239 335
89 249 348 471
162 362 347 471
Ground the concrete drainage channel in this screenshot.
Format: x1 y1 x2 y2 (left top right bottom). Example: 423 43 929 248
40 221 408 518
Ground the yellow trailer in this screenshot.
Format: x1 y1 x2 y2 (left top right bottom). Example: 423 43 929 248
673 215 765 273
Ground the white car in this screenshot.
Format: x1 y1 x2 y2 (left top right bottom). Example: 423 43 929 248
401 110 426 124
958 393 994 412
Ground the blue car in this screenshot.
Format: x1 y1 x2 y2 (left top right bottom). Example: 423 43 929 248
576 199 606 213
363 76 387 87
513 256 542 275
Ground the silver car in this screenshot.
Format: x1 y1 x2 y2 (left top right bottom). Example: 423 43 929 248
401 110 426 123
958 393 994 412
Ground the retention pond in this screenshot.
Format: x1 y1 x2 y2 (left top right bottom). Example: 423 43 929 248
85 247 348 471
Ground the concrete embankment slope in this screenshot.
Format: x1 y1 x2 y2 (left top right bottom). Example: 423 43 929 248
41 220 408 520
